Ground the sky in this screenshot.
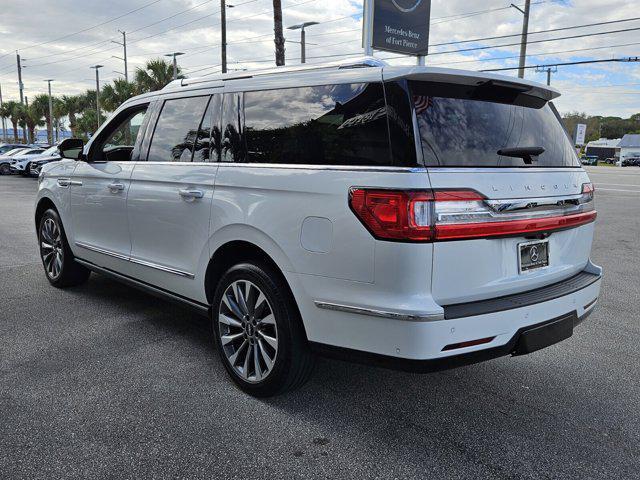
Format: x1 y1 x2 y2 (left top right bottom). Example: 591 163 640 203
0 0 638 118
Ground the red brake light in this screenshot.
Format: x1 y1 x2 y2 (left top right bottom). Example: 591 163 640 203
349 188 433 242
582 182 595 194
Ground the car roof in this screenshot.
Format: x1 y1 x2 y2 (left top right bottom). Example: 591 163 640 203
119 57 560 109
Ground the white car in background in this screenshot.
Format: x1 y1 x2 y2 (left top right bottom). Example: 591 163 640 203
1 148 43 175
35 59 602 397
10 145 59 176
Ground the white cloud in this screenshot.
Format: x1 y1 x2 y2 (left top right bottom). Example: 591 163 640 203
0 0 637 117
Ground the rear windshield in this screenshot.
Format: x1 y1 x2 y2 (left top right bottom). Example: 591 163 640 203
410 81 579 168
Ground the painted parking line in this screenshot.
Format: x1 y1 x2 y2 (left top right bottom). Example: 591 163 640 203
596 188 640 193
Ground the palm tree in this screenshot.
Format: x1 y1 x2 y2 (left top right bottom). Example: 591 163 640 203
134 58 180 93
272 0 285 66
3 101 22 142
32 94 53 144
0 101 14 141
22 104 45 143
60 94 90 138
100 78 137 112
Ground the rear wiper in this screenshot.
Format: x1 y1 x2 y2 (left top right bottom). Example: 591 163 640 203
497 146 545 165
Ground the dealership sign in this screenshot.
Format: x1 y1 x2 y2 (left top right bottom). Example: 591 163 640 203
575 124 587 146
371 0 431 55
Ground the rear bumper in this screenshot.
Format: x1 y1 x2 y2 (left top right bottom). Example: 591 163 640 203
309 261 602 369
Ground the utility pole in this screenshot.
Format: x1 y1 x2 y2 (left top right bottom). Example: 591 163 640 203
0 83 6 142
165 52 185 80
272 0 285 66
512 0 531 78
24 96 29 144
287 22 319 64
44 79 54 145
112 30 128 82
221 1 228 73
535 65 557 86
16 52 24 104
90 65 103 130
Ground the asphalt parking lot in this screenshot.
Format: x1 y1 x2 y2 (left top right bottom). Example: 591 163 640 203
1 167 639 479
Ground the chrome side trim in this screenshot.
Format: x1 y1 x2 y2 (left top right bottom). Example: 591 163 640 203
128 256 195 279
75 241 129 261
75 242 195 279
138 161 426 173
314 301 444 322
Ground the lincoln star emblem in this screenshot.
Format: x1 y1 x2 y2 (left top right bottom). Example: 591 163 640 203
529 246 540 262
392 0 423 13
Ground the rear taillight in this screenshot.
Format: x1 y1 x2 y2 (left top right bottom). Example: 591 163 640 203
349 187 597 243
348 189 434 241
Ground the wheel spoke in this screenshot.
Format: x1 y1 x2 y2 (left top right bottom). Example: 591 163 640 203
41 242 54 251
243 344 252 379
259 314 275 326
221 332 244 345
219 313 242 329
253 343 262 380
223 291 245 320
235 281 249 316
257 331 277 350
257 338 273 371
228 339 248 366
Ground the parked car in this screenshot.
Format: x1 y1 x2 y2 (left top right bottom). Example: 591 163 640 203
580 155 598 166
604 157 617 164
6 148 45 175
0 143 28 155
35 60 602 397
30 155 61 177
10 145 59 176
621 157 640 167
0 147 40 175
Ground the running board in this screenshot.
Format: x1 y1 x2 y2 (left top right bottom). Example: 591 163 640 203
75 258 210 317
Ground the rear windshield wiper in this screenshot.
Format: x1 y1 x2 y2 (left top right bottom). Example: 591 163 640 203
497 146 545 165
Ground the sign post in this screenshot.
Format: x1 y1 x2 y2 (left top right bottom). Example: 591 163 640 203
364 0 431 58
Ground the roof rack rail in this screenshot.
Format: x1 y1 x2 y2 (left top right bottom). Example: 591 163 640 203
165 57 388 89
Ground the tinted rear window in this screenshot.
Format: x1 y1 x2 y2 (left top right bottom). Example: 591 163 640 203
411 81 579 168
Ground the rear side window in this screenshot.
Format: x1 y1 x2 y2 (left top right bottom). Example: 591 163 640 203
411 81 579 168
221 83 417 167
148 96 210 162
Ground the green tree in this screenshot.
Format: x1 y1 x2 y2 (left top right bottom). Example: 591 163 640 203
75 108 106 140
3 101 23 142
23 104 45 143
100 78 137 112
31 94 54 144
134 58 180 93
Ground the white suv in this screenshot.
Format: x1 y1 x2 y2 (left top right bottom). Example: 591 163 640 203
35 60 602 396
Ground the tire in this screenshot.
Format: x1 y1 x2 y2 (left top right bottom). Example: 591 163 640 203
21 163 30 176
0 163 9 175
38 208 90 288
211 261 315 397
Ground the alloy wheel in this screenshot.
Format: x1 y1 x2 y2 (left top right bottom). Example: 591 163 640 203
40 218 64 280
218 280 278 383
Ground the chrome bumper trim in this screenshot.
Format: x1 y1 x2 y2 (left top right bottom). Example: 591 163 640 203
314 301 444 322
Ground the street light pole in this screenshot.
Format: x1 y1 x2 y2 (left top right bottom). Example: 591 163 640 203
512 0 531 78
44 79 54 145
287 22 319 64
90 65 103 130
165 52 185 80
363 0 374 56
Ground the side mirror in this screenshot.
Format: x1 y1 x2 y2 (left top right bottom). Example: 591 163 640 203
58 138 84 160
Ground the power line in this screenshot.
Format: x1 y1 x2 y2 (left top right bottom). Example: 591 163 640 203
480 56 639 72
0 0 163 59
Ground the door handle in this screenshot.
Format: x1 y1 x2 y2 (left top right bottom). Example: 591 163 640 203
179 189 205 201
57 178 70 187
108 183 125 193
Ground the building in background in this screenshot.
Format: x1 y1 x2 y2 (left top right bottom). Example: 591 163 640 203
618 134 640 161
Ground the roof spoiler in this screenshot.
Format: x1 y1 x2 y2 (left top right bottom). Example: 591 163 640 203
382 66 560 103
